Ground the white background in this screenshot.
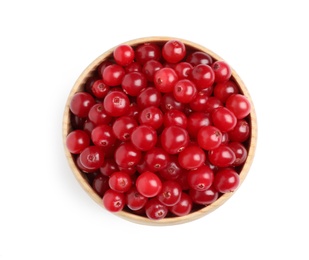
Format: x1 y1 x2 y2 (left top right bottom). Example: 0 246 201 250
1 0 308 259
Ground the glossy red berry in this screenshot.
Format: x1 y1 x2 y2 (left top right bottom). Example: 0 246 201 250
189 185 219 205
131 125 157 151
88 103 112 126
212 60 232 83
174 62 193 79
142 60 163 81
102 64 125 86
228 119 250 142
214 80 239 103
70 92 95 118
163 109 187 128
135 43 161 65
191 64 215 90
103 189 125 212
178 145 206 170
160 93 185 112
157 180 182 206
136 171 162 197
169 192 192 217
126 187 148 211
144 147 170 172
197 126 222 150
213 168 240 193
91 124 116 148
103 91 130 117
187 165 214 191
79 146 105 170
162 40 186 63
211 106 237 132
138 106 163 130
114 142 141 168
160 126 189 154
99 158 119 177
137 87 161 109
186 112 212 138
92 174 109 197
228 142 248 166
113 44 134 66
145 198 168 220
109 171 132 193
121 72 147 96
186 51 213 66
208 145 236 167
225 94 251 119
154 67 178 93
112 116 138 141
173 79 197 103
91 79 110 99
66 130 90 154
159 155 183 180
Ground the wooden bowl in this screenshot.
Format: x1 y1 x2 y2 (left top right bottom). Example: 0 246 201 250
62 36 257 226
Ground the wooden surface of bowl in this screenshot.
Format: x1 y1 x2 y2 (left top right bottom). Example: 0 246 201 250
62 36 257 226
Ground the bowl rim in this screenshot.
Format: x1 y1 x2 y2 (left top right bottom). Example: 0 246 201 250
62 36 258 226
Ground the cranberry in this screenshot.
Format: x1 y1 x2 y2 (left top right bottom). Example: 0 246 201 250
91 124 116 148
113 44 135 66
136 171 162 197
159 155 183 180
157 180 182 206
109 171 132 193
211 106 237 132
66 130 90 154
91 79 110 99
112 116 138 141
126 187 148 211
92 174 109 197
173 79 197 103
135 43 161 65
102 64 125 86
103 91 130 117
142 60 163 81
162 40 186 63
189 185 219 205
160 93 185 112
102 189 125 212
131 125 157 151
187 165 214 191
79 146 105 170
213 168 240 193
137 87 161 109
70 92 95 118
100 158 119 177
191 64 215 90
145 198 168 220
138 106 163 130
144 147 170 172
212 60 232 83
154 67 178 93
208 145 236 167
125 62 142 73
228 119 250 142
163 109 187 128
197 125 222 150
88 103 112 126
169 192 193 216
186 51 213 66
228 142 248 166
214 80 239 103
121 72 147 96
174 62 193 79
187 112 212 138
178 145 206 170
114 142 141 168
160 126 189 154
225 94 251 119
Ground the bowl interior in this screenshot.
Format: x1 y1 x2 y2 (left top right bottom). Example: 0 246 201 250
62 37 257 225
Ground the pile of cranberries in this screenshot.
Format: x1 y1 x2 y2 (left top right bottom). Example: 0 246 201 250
66 39 251 220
